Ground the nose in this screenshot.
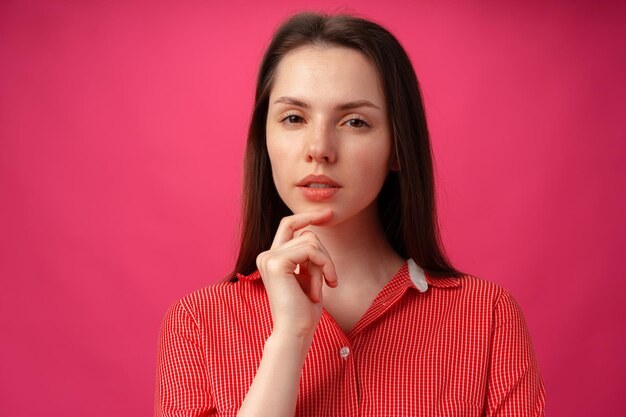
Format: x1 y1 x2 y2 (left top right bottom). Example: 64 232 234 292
305 123 337 163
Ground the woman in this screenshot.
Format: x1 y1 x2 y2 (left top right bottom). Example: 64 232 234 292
155 12 545 416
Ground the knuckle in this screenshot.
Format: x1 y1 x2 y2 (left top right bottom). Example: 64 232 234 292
257 251 284 274
307 241 321 251
300 230 319 243
265 256 283 271
256 252 268 267
278 217 291 229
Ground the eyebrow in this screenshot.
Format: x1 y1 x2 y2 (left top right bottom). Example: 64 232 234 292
273 96 381 111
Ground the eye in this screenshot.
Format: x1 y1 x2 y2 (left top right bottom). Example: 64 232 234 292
345 117 370 129
279 114 305 125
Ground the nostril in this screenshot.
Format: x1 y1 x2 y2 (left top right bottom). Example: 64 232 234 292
306 140 336 163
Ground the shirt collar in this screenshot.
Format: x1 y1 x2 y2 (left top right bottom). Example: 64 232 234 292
236 270 261 282
423 273 462 289
236 258 460 291
404 258 461 291
407 258 428 292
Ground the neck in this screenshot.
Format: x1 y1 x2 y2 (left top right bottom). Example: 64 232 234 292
305 203 404 287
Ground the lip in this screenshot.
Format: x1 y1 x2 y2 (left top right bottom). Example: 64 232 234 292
296 174 341 188
296 174 341 202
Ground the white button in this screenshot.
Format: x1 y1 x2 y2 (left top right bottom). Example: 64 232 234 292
339 346 350 359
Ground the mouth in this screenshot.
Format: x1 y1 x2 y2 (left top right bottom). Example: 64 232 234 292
302 183 338 188
296 174 341 188
296 174 341 202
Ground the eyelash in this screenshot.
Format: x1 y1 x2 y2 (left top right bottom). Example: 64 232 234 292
345 117 370 129
278 113 371 129
280 113 304 125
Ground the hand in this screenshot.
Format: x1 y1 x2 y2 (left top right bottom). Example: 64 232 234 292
256 209 338 339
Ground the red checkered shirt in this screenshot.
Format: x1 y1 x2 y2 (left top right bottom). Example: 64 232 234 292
155 261 545 416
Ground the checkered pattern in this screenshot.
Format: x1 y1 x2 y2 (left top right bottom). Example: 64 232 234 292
155 262 545 416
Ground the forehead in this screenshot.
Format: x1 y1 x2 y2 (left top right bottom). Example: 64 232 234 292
269 45 385 105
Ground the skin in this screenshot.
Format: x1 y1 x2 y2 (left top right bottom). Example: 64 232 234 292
266 45 394 231
238 45 404 416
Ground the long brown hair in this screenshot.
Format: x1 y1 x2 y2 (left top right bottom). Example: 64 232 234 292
229 12 460 281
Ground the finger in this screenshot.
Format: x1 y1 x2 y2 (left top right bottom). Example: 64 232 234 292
297 231 338 288
297 261 308 277
294 261 323 303
271 210 332 249
306 262 324 303
271 236 338 288
294 244 338 288
294 262 314 301
267 242 338 287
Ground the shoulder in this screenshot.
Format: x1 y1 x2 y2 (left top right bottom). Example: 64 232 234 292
428 273 526 320
430 272 508 302
166 277 269 328
175 280 240 312
460 274 523 307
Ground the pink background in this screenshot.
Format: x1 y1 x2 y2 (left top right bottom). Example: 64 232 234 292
1 1 624 416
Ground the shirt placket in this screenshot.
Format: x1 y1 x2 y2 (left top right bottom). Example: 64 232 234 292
318 311 360 417
320 280 413 417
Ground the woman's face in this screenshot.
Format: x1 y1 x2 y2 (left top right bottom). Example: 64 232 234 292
266 45 393 227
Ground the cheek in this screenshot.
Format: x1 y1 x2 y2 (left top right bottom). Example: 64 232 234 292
266 125 298 165
266 140 292 187
351 143 392 177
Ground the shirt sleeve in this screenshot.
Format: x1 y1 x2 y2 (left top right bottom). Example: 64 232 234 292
485 289 546 416
155 300 215 417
